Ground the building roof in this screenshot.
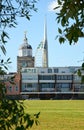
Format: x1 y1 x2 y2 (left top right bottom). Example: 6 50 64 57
19 33 32 50
37 41 43 49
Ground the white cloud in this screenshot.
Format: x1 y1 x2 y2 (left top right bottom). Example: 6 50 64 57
48 0 62 12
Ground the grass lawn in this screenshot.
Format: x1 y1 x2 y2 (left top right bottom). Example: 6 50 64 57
24 100 84 130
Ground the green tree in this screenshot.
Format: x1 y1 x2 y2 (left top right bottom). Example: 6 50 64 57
77 63 84 83
0 0 38 54
0 0 40 129
55 0 84 44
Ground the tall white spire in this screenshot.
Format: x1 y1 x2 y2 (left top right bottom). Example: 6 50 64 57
35 17 48 68
44 16 47 43
42 16 48 67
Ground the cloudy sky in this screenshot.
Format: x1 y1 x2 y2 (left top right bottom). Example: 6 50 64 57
4 0 84 72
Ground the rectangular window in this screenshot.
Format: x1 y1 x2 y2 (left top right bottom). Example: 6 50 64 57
48 69 52 73
39 75 55 80
9 86 12 92
40 83 55 92
54 68 58 73
57 83 71 88
57 75 73 80
15 86 18 91
57 75 61 80
67 75 73 80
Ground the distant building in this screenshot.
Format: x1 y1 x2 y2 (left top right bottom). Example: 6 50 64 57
35 18 48 67
0 73 21 99
4 18 84 99
17 33 34 72
4 73 21 96
20 67 84 99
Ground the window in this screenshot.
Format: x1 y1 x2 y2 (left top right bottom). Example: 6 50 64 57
48 69 52 73
15 86 18 91
57 83 71 88
57 75 72 80
67 75 73 80
41 71 44 73
54 68 58 73
23 50 26 56
61 83 70 88
40 83 55 92
57 75 61 80
39 75 55 80
9 86 12 92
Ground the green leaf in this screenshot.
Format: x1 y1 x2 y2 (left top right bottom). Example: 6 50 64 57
1 59 4 63
59 37 65 43
77 69 81 77
4 66 8 70
7 58 12 63
35 120 39 125
7 58 10 62
58 28 62 34
54 6 60 10
1 45 6 55
82 63 84 70
55 35 58 40
58 0 62 5
3 31 9 39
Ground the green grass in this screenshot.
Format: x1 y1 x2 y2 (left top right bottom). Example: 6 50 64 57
24 100 84 130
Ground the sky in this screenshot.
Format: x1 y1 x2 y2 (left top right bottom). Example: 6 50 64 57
3 0 84 72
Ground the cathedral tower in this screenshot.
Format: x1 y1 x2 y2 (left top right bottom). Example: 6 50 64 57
42 17 48 67
35 18 48 67
17 33 34 72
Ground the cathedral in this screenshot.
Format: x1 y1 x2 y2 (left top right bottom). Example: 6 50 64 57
17 18 48 72
35 18 48 68
17 32 34 72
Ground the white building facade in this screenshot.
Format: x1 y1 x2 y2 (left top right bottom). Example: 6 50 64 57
20 66 84 99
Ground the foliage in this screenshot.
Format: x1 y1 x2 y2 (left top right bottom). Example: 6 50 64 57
0 58 12 70
77 62 84 83
55 0 84 44
0 0 40 129
0 92 40 130
0 0 38 54
0 68 40 130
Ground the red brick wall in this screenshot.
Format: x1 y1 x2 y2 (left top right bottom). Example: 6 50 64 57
5 73 21 95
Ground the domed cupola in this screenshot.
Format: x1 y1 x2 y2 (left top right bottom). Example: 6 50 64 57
18 32 32 57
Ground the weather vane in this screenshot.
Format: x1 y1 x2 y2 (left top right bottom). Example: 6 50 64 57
24 31 27 37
